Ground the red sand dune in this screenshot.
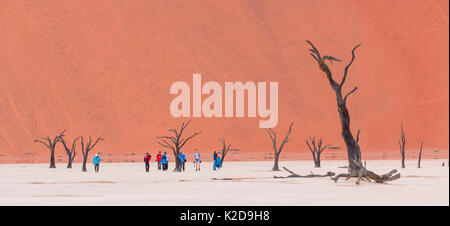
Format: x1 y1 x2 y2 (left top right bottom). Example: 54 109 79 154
0 0 448 163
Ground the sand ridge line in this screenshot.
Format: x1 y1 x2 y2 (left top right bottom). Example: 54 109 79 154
29 181 116 184
403 175 441 179
211 177 274 182
31 194 98 198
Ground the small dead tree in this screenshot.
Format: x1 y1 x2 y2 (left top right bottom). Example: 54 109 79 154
80 136 103 172
219 137 238 168
305 136 331 168
157 120 201 172
33 130 65 168
60 135 80 169
266 122 294 171
307 41 400 184
399 124 406 168
418 140 423 168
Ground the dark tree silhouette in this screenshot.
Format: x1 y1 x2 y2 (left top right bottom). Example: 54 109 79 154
60 135 80 169
80 136 103 172
34 130 65 168
418 140 423 168
305 136 331 168
306 40 400 184
306 40 362 173
399 124 406 168
218 137 238 168
266 122 294 171
157 120 201 172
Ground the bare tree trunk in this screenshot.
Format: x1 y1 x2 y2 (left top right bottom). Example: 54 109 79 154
272 153 280 171
418 140 423 168
67 159 73 169
336 92 362 172
173 151 180 172
399 124 406 168
82 156 87 172
49 151 56 168
315 154 321 168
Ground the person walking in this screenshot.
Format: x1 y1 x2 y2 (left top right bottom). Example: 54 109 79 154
144 153 152 172
194 149 201 171
213 151 218 171
179 151 186 172
93 153 101 173
161 152 168 171
156 151 162 170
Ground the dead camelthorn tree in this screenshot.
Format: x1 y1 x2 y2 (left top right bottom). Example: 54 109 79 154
33 130 65 168
60 135 80 169
80 136 103 172
399 124 406 168
306 40 400 184
266 122 294 171
305 136 331 168
218 137 238 168
418 140 423 168
157 120 201 172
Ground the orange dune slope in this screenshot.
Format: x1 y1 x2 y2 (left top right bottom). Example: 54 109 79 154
0 0 448 163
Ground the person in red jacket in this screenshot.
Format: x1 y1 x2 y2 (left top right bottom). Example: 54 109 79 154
144 153 152 172
156 151 162 170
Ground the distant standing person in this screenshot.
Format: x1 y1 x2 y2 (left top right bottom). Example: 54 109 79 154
144 153 152 173
215 154 222 170
156 151 162 170
213 151 218 171
161 152 168 171
179 151 186 171
93 153 101 173
194 149 201 171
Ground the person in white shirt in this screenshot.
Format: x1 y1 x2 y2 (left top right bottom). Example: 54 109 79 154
194 149 201 171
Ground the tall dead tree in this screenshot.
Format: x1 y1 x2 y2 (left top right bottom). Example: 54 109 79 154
306 41 400 183
266 122 294 171
60 135 80 169
33 130 65 168
305 136 331 168
219 137 238 168
157 120 201 172
307 40 363 172
399 124 406 168
80 136 103 172
418 140 423 168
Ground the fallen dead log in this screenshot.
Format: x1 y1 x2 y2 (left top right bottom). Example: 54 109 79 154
331 160 401 184
273 167 335 178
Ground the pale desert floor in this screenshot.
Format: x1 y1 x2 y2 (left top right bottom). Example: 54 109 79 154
0 159 448 206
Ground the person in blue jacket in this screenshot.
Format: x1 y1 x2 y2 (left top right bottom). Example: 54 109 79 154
179 151 186 171
215 155 222 170
161 152 168 171
93 153 101 173
213 151 218 171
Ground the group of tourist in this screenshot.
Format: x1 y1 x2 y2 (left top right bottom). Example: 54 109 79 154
142 149 221 172
91 150 223 173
